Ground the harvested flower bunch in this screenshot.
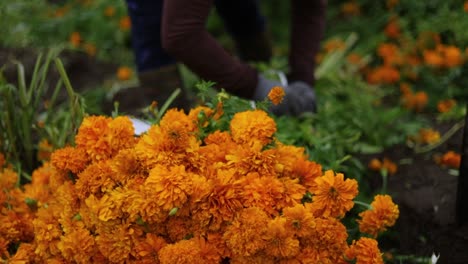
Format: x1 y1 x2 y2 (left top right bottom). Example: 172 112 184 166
1 104 398 263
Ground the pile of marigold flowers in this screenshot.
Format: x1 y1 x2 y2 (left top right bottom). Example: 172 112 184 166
1 104 399 263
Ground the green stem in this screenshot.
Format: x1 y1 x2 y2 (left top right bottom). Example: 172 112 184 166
156 88 181 122
381 169 388 194
354 200 372 210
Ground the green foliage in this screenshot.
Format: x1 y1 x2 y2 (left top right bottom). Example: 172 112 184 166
0 49 85 181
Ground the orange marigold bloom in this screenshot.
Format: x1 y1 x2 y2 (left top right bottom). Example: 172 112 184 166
223 207 269 257
268 86 285 105
75 115 113 161
75 160 115 199
264 217 300 258
133 233 167 262
95 224 134 263
117 66 133 81
366 65 400 85
291 158 322 190
282 204 316 238
158 237 220 264
69 32 81 48
0 167 18 189
57 226 96 263
50 146 89 174
358 194 399 237
423 49 444 67
368 158 382 171
345 237 384 264
37 138 54 161
438 151 461 168
119 16 132 31
239 173 285 215
437 99 457 113
145 165 193 211
309 170 358 218
417 128 440 144
230 110 277 146
442 45 463 68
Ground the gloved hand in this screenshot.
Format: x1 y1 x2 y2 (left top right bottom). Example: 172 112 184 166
253 74 317 116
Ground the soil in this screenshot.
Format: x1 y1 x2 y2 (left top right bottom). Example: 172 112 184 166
2 46 468 264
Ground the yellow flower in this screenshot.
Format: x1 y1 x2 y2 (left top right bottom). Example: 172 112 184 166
267 86 285 105
309 170 358 218
358 194 399 237
345 237 384 264
230 110 276 146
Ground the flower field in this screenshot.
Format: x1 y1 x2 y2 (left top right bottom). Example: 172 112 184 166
1 0 468 263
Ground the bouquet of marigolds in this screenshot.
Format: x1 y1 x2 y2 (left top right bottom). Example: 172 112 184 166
0 90 399 263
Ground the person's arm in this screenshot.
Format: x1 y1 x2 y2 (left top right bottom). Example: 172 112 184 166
161 0 258 98
289 0 327 86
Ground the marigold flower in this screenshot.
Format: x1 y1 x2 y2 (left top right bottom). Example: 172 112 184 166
438 151 461 168
264 217 300 258
69 32 81 48
423 49 444 67
117 66 133 81
95 224 134 263
437 99 457 113
223 207 269 257
268 86 285 105
75 160 115 199
368 158 382 171
417 128 441 144
358 194 399 237
282 204 316 238
309 170 358 218
119 16 131 31
57 226 95 263
239 173 285 215
230 110 277 146
0 167 18 190
133 233 167 262
145 165 193 211
345 237 384 264
158 237 220 264
37 139 54 162
442 45 463 68
50 146 89 174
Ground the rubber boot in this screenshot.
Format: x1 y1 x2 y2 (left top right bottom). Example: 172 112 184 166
108 64 192 116
234 31 273 63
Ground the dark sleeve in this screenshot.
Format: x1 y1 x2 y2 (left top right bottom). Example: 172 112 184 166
289 0 327 86
161 0 258 98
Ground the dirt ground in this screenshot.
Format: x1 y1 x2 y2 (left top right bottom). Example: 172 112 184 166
2 46 468 264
